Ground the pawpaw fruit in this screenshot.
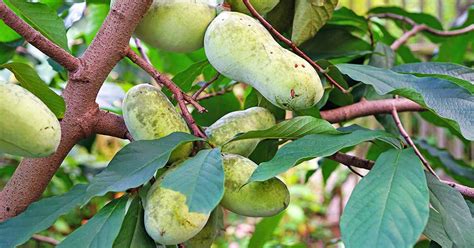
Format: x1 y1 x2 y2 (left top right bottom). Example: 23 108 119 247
221 154 290 217
204 11 324 110
132 0 216 52
184 207 223 248
227 0 279 15
122 84 192 162
0 83 61 157
144 167 210 245
205 107 275 157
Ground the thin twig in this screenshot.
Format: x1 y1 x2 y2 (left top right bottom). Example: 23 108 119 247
390 104 439 179
133 37 160 88
195 87 233 101
347 165 364 177
242 0 348 93
125 48 207 138
391 24 427 51
32 234 59 246
192 73 220 100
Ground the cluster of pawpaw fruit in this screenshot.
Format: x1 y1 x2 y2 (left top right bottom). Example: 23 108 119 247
0 83 61 158
122 84 290 245
119 0 324 110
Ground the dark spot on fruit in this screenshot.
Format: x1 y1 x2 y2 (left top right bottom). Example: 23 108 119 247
301 64 306 68
290 89 295 98
294 64 298 68
248 24 251 27
160 229 166 236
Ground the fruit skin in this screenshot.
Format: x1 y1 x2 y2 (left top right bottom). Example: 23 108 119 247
221 154 290 217
0 83 61 157
205 107 275 157
204 11 324 110
122 84 192 162
227 0 279 15
144 167 210 245
133 0 216 52
184 207 223 248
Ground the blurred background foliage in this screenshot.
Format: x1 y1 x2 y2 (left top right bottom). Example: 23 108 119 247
0 0 473 247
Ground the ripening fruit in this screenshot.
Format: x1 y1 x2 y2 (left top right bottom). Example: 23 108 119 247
184 207 223 248
204 11 324 110
122 84 192 162
0 83 61 157
133 0 216 52
221 154 290 217
144 170 210 245
205 107 275 157
226 0 279 15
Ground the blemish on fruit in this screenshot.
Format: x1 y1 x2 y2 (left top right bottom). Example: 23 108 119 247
290 89 296 98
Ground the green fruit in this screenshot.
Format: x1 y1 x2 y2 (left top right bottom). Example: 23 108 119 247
122 84 192 162
205 107 275 157
133 0 216 52
0 83 61 157
221 154 290 217
144 170 210 245
227 0 279 15
184 207 223 248
204 11 324 110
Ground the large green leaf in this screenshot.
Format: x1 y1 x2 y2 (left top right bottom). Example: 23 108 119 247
231 116 340 142
248 211 285 248
161 148 224 214
340 149 429 248
0 184 88 248
4 0 68 51
58 196 128 248
427 174 474 247
0 62 66 118
86 132 201 197
292 0 338 45
337 64 474 141
249 128 396 182
328 7 368 34
172 60 209 92
113 197 155 248
423 208 454 248
0 21 21 42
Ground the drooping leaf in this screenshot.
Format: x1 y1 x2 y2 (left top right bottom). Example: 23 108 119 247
172 60 209 92
426 174 474 247
86 132 201 197
266 0 295 33
249 128 396 182
337 64 474 141
423 208 454 248
0 62 66 118
58 196 128 248
231 116 339 142
0 185 88 248
113 197 155 248
340 149 429 248
4 0 69 51
161 148 224 214
328 7 368 34
292 0 338 45
248 211 285 248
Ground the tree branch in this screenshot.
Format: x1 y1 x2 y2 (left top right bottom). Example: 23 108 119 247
32 234 59 246
192 73 220 100
0 0 79 71
241 0 348 93
320 98 424 123
95 110 130 139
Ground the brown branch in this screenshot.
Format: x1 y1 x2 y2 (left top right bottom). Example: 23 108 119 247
195 87 233 101
441 180 474 199
390 105 439 178
320 98 424 123
32 234 59 246
242 0 348 93
0 1 80 71
192 73 220 100
125 48 207 138
391 24 426 51
95 110 130 139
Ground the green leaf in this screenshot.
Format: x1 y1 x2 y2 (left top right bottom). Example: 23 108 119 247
4 0 69 51
161 148 224 214
86 132 201 197
0 184 88 248
423 208 454 248
0 41 18 64
248 139 279 164
369 42 395 69
328 7 368 34
427 174 474 247
0 21 21 42
231 116 340 142
249 128 396 182
58 196 128 248
192 92 241 127
321 158 338 184
82 3 109 45
292 0 338 45
340 149 430 248
337 64 474 141
0 62 66 118
248 211 285 248
113 197 155 248
172 60 209 92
